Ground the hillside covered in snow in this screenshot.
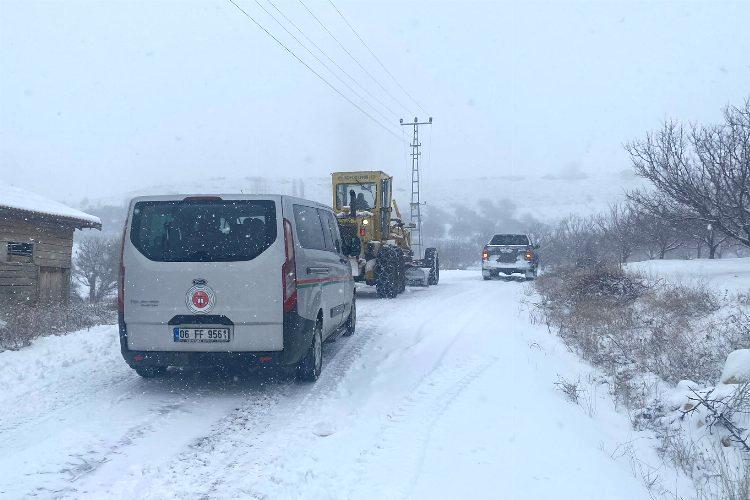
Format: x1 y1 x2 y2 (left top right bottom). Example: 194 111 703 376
77 170 642 233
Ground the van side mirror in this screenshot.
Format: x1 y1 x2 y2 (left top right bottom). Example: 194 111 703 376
534 244 540 250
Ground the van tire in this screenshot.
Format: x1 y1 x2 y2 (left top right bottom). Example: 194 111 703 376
297 321 322 382
134 366 166 378
376 247 399 299
342 295 356 337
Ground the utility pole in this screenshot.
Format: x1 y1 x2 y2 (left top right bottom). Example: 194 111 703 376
400 116 432 260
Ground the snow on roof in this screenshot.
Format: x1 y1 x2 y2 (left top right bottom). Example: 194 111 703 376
0 185 101 228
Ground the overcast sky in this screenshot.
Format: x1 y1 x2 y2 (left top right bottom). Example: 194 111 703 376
1 0 749 204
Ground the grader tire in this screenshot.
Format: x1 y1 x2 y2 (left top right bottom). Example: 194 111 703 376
376 248 400 299
424 247 440 285
397 253 407 294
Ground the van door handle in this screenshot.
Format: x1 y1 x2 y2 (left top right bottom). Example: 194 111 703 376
339 258 349 265
306 267 330 275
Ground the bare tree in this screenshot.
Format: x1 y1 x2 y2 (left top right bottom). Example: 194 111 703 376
684 219 730 259
626 99 750 248
449 204 485 239
73 235 120 303
633 202 684 259
596 203 641 263
422 204 451 241
543 215 605 267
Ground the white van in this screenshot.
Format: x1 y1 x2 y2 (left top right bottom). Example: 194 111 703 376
118 194 356 381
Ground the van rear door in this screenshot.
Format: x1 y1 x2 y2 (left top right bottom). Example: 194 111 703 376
123 196 284 352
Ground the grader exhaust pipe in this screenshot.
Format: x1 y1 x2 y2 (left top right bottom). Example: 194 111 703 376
349 189 357 218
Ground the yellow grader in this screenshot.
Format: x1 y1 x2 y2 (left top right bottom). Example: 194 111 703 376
332 170 439 298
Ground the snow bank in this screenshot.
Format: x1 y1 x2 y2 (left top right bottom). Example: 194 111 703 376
721 349 750 384
0 184 101 226
0 324 119 403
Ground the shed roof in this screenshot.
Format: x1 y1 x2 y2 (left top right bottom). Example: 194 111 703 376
0 185 101 229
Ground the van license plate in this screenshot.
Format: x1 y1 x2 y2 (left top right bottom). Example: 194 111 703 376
173 327 230 343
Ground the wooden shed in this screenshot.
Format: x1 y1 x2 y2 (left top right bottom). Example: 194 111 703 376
0 186 101 304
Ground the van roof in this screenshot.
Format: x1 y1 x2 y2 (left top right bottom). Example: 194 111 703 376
127 194 332 210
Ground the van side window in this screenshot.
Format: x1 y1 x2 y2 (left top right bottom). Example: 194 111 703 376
317 209 334 251
321 210 342 254
293 204 326 250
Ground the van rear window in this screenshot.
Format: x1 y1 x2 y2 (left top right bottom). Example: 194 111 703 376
489 234 529 246
130 200 276 262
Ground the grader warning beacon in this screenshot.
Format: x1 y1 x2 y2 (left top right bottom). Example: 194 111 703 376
332 171 439 298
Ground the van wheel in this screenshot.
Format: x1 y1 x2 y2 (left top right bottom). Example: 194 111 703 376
297 322 322 382
343 295 356 337
134 366 166 378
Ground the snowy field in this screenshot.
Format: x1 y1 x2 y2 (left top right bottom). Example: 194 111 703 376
1 271 668 499
628 257 750 295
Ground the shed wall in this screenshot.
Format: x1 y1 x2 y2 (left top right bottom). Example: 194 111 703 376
0 210 75 303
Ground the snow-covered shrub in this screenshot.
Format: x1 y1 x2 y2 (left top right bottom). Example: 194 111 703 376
0 300 116 351
536 265 748 385
644 282 719 320
554 375 582 405
721 350 750 384
534 264 651 372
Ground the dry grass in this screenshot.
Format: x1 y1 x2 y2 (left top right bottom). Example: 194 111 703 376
535 264 749 386
0 300 116 351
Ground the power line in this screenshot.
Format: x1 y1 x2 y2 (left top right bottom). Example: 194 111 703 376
251 0 393 125
328 0 428 115
298 0 412 115
226 0 401 141
266 0 401 120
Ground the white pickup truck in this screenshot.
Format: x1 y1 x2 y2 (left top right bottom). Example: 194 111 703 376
481 233 539 280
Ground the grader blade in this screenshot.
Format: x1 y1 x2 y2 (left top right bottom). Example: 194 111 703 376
405 266 430 287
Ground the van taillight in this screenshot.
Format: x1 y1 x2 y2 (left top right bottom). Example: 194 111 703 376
117 223 127 313
482 247 490 261
282 218 297 312
524 250 534 261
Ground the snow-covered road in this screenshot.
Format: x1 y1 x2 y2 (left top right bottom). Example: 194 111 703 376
1 271 656 499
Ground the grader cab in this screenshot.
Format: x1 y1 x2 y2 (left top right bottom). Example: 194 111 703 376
332 170 439 298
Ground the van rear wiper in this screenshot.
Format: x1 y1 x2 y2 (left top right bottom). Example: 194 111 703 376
185 251 212 262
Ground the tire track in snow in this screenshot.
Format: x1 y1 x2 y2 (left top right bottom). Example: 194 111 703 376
192 278 500 498
347 355 498 500
103 304 387 499
38 378 255 498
